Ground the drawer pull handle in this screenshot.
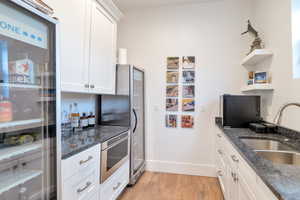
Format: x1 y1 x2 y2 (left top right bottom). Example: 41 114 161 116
217 149 223 155
231 155 239 163
80 156 93 165
217 170 223 177
90 85 95 89
231 172 238 182
113 182 121 191
84 84 89 88
234 175 239 182
77 181 92 193
217 134 222 138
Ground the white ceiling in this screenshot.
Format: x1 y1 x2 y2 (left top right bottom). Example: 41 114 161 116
113 0 217 12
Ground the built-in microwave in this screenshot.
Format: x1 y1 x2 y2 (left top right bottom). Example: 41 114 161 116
100 131 129 183
219 94 261 128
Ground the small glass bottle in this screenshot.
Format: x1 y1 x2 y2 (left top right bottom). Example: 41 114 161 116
88 111 95 128
80 112 88 129
71 103 80 132
0 95 13 122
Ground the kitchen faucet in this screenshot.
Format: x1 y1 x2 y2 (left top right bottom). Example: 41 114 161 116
273 103 300 125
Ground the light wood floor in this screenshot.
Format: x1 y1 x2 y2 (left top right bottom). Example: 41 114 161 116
118 172 224 200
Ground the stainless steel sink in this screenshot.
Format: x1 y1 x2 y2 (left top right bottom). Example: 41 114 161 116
240 137 300 166
255 150 300 166
240 138 294 151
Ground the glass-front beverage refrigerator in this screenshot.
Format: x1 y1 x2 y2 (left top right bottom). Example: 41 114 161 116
0 1 58 200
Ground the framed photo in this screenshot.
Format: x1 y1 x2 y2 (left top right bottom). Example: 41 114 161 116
182 71 195 84
182 98 195 112
181 115 194 128
182 56 195 70
166 114 177 128
254 71 268 84
167 57 179 70
248 71 254 79
182 86 195 98
166 71 179 83
166 98 178 111
166 85 178 97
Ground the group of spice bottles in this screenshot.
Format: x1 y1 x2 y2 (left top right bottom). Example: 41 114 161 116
62 103 96 132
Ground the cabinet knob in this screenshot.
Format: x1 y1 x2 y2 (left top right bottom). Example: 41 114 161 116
217 149 223 155
90 84 95 89
217 170 223 177
84 84 89 88
231 155 239 163
113 182 121 191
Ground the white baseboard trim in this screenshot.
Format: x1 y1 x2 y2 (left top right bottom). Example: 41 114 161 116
146 160 216 177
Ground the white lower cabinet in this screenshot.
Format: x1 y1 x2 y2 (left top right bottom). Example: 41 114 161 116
100 160 130 200
238 174 256 200
63 166 99 200
215 127 278 200
88 192 100 200
61 144 101 200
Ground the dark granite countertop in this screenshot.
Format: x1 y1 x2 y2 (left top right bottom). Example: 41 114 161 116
61 126 129 160
216 119 300 200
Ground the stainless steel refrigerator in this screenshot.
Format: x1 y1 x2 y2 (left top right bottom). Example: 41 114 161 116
0 1 58 199
116 64 145 185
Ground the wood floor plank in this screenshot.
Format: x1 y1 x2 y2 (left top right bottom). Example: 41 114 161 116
118 172 224 200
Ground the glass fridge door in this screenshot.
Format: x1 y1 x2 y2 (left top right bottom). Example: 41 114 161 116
0 1 56 200
132 68 145 173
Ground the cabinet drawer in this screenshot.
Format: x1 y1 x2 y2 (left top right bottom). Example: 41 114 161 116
238 155 257 193
100 160 129 200
63 167 99 200
222 135 240 166
62 144 100 181
88 192 100 200
216 129 225 151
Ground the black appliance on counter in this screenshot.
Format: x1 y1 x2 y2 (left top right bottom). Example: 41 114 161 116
220 95 261 128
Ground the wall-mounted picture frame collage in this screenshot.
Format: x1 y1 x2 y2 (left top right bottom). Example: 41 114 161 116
165 56 196 129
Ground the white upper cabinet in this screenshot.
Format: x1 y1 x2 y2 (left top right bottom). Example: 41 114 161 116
48 0 90 93
89 1 117 94
47 0 121 94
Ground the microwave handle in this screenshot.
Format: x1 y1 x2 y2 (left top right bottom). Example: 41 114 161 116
106 136 129 150
219 95 222 117
133 108 138 133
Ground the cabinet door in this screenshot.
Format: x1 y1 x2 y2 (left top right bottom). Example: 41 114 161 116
226 158 238 200
89 1 117 94
216 155 226 199
238 175 256 200
46 0 90 92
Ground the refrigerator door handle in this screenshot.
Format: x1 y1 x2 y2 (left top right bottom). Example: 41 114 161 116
133 108 138 133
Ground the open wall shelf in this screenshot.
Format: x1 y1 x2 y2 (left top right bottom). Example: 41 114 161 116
241 49 273 67
241 84 274 92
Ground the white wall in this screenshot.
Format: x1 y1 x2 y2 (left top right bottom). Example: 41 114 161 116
292 0 300 79
252 0 300 131
118 0 252 176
